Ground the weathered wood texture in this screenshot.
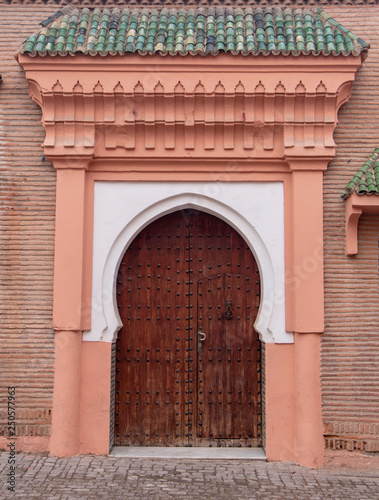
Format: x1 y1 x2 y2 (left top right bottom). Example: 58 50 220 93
115 210 261 447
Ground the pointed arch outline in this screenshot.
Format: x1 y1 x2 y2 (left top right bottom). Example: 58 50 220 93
84 184 292 344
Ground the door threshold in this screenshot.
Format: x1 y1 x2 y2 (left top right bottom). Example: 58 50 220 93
109 446 266 460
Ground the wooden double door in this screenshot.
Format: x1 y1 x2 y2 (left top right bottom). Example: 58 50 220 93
115 210 262 447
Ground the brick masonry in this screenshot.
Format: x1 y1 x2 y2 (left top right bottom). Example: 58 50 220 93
322 6 379 453
0 2 379 453
0 5 57 440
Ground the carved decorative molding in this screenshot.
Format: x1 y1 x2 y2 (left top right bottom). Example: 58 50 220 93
31 77 349 157
18 54 362 167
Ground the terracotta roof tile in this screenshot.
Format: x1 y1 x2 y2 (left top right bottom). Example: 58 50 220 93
19 6 369 57
343 147 379 199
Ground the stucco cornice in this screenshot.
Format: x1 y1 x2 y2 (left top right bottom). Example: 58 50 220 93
17 54 362 169
17 53 363 72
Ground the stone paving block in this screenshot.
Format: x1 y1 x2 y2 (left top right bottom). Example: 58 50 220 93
1 452 379 499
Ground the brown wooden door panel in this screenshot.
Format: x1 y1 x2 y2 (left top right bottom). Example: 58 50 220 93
115 213 190 446
115 210 261 447
197 274 259 442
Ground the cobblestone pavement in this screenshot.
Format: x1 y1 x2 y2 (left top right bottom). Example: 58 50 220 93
1 452 379 500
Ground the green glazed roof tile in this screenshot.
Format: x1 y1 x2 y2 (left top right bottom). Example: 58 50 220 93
343 147 379 199
19 6 369 58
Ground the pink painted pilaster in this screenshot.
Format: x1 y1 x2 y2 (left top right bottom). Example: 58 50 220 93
294 332 324 467
49 158 90 456
52 160 89 330
80 342 112 454
283 163 325 467
49 330 82 456
265 336 324 468
289 165 325 333
265 344 296 462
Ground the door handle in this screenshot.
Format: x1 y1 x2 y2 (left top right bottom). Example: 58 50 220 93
224 300 234 320
198 330 206 354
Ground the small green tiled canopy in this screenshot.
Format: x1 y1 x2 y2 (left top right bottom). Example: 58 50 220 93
19 6 369 57
343 147 379 199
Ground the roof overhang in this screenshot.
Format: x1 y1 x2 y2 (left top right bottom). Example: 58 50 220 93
345 193 379 256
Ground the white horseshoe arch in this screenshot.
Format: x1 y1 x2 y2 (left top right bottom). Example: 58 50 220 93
84 182 293 344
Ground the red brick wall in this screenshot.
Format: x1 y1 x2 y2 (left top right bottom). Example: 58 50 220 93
0 5 56 439
0 2 379 451
323 6 379 452
323 215 379 451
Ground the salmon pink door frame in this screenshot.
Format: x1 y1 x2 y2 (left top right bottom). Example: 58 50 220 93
17 52 363 467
